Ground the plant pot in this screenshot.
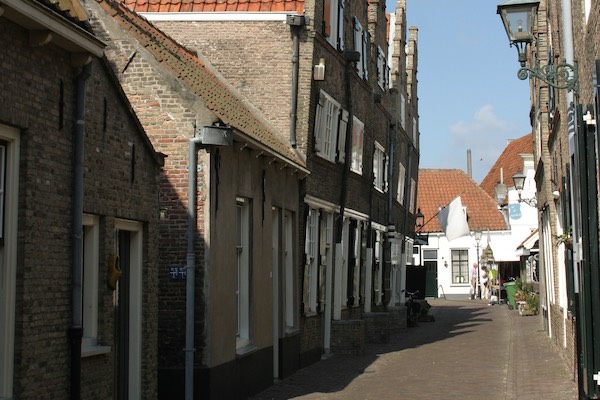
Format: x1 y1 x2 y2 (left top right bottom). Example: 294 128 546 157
565 238 573 250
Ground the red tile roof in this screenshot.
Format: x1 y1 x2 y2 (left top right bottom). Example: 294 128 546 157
480 134 533 199
121 0 305 14
417 169 507 233
91 0 307 171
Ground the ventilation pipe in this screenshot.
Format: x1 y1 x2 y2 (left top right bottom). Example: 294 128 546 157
70 62 91 400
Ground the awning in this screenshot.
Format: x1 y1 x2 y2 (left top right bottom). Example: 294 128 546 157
516 229 539 257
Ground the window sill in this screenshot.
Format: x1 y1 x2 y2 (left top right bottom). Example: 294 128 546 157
236 343 257 358
81 344 111 358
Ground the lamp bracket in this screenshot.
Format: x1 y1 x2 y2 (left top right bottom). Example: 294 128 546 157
518 195 538 207
517 60 579 92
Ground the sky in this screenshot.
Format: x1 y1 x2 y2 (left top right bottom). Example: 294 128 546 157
387 0 533 183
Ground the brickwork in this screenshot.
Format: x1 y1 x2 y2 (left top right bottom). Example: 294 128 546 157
1 13 160 400
364 312 390 343
331 320 365 355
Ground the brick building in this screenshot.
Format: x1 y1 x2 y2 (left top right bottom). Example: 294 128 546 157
122 0 420 393
89 0 309 398
0 0 164 398
499 0 600 397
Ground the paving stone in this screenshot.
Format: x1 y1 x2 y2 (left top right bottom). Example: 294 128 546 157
249 299 578 400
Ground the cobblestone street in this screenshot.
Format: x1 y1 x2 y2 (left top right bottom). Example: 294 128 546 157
250 299 578 400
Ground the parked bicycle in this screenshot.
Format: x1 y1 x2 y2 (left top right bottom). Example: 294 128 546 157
402 289 420 327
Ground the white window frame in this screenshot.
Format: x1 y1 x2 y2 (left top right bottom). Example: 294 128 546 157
82 214 111 357
409 178 416 213
314 91 346 163
0 126 19 399
400 94 406 130
374 230 383 305
376 46 389 90
373 142 388 192
412 117 418 147
352 222 362 307
351 116 364 174
305 207 319 314
451 249 469 284
397 163 406 204
236 198 252 349
353 17 368 80
324 0 344 50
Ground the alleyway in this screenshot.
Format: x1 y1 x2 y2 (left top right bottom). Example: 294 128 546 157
250 299 578 400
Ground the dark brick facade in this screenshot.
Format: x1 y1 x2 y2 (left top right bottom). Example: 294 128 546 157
0 6 161 399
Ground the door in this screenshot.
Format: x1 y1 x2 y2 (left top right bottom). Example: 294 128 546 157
114 220 143 400
424 261 438 298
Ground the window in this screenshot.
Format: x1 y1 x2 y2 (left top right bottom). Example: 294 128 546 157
412 117 418 148
314 91 347 163
451 249 469 284
324 0 344 50
82 215 110 356
400 94 406 130
236 198 252 349
409 178 416 213
351 117 364 174
397 163 406 204
353 17 368 80
373 230 383 305
318 211 333 313
351 221 362 307
376 46 389 89
304 207 319 314
373 142 388 192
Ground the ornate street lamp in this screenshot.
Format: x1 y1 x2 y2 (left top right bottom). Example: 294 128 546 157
415 208 424 232
474 230 483 298
512 171 538 207
497 0 578 91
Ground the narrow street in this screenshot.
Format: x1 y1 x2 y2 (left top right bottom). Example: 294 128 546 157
250 299 578 400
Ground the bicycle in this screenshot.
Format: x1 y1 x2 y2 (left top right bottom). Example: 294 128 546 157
402 289 420 327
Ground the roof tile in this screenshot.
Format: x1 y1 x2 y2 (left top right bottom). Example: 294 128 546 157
417 169 507 233
124 0 304 14
92 0 306 171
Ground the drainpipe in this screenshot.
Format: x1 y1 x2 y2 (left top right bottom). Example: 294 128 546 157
399 145 414 305
70 62 91 400
286 15 308 148
186 136 203 400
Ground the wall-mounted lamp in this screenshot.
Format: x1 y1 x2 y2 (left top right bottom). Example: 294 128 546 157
497 0 579 92
512 171 538 207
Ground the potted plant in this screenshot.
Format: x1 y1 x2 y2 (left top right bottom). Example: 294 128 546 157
557 226 573 250
520 291 539 316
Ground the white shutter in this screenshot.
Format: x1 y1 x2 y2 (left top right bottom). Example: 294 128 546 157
337 0 344 51
384 152 389 192
337 109 349 163
305 208 313 256
314 92 325 153
362 31 369 80
353 18 363 77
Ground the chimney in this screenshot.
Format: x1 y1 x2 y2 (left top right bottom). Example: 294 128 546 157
467 149 472 178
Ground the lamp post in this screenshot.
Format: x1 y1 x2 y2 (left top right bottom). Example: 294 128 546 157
512 171 538 207
474 230 482 299
497 0 579 92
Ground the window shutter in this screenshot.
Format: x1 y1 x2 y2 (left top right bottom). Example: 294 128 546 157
305 208 313 256
337 0 345 51
353 18 363 76
324 0 331 37
337 109 349 163
362 31 369 80
384 153 389 192
314 92 325 153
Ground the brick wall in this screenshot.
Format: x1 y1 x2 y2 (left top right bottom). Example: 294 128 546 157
1 16 160 399
331 320 365 355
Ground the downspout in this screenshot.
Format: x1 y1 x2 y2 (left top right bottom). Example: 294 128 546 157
70 62 91 400
400 145 414 305
186 137 203 400
286 15 308 148
382 125 395 308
